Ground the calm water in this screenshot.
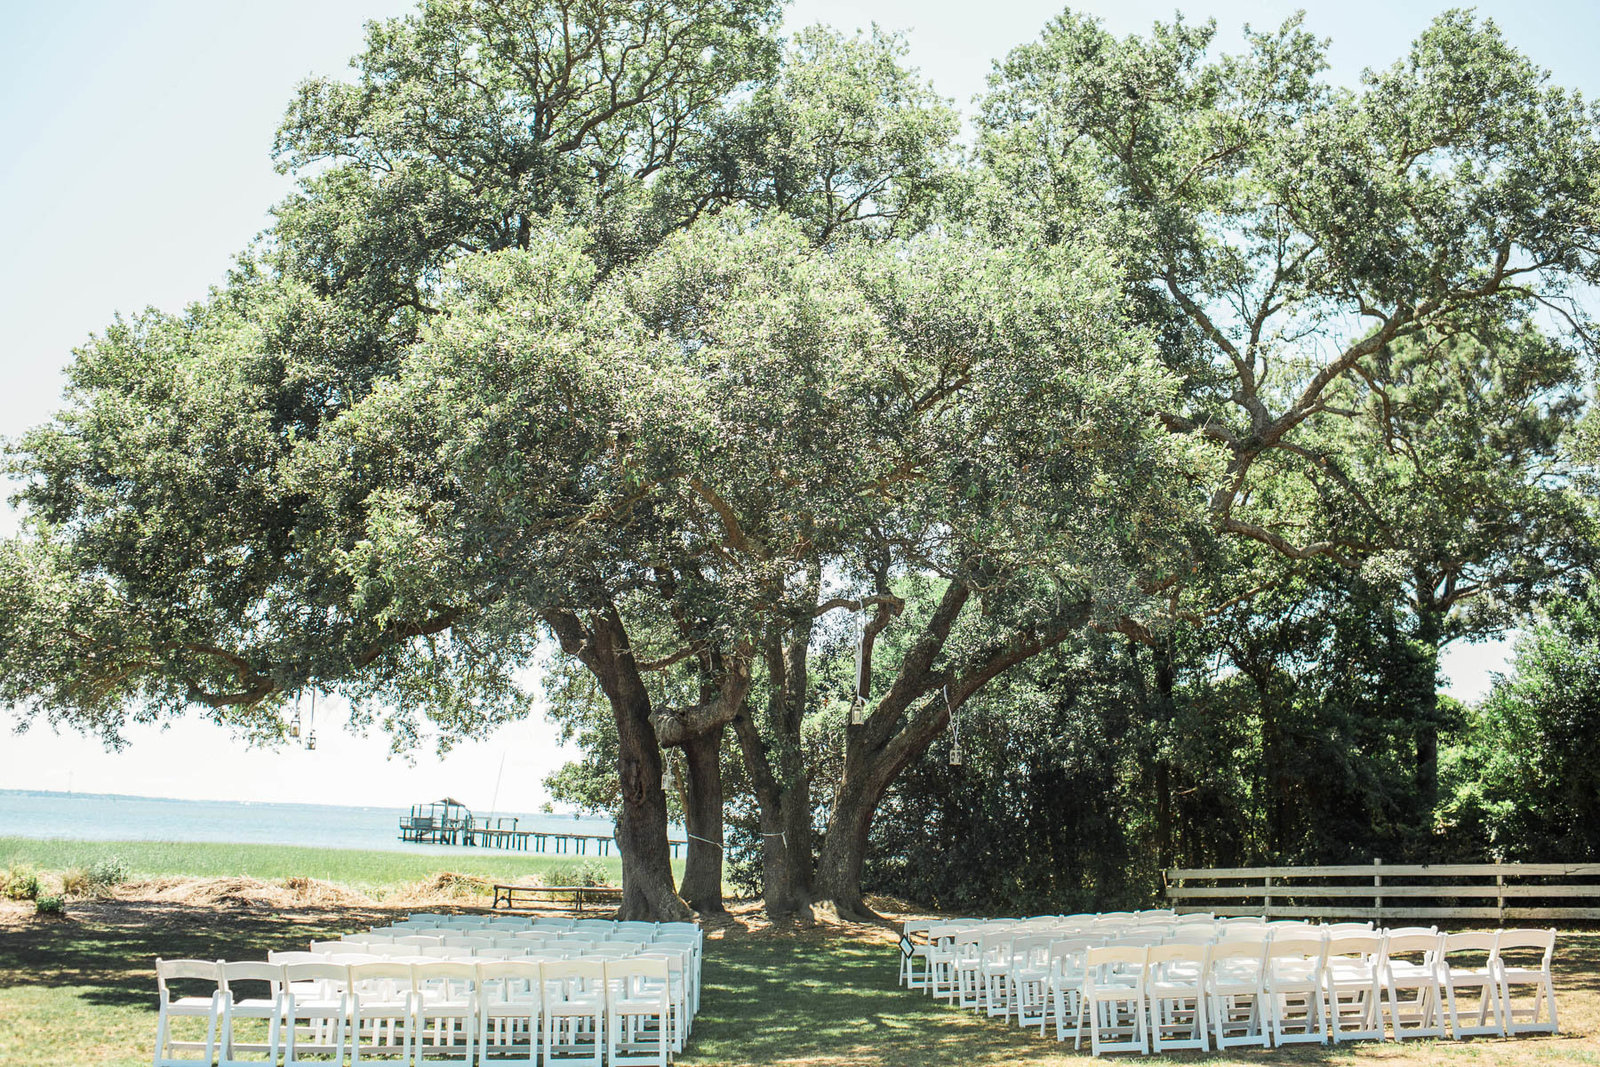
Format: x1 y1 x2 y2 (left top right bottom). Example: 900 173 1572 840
0 788 623 855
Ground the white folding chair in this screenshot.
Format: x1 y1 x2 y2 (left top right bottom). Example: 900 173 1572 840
1382 930 1445 1039
348 961 416 1064
477 959 543 1066
1146 942 1208 1052
414 961 478 1065
1441 931 1504 1038
605 957 671 1067
1076 944 1148 1055
639 948 692 1049
542 958 605 1067
218 961 284 1067
1205 938 1268 1050
1004 934 1055 1028
898 919 935 990
957 930 1007 1011
281 961 350 1067
922 924 966 1001
1496 928 1558 1035
153 959 224 1067
1265 936 1327 1046
1324 933 1385 1043
1045 938 1098 1041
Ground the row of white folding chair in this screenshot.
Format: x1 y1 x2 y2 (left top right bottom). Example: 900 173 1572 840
156 956 683 1067
313 939 699 1032
1041 928 1557 1055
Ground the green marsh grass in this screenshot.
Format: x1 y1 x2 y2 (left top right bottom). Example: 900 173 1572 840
0 836 629 892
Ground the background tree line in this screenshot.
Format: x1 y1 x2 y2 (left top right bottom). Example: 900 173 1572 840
4 0 1598 921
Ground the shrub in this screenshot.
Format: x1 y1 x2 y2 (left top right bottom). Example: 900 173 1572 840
60 867 91 897
87 856 130 889
3 864 40 901
34 894 64 916
548 860 613 888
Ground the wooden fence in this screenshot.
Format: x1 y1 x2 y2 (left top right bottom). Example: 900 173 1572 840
1164 862 1600 922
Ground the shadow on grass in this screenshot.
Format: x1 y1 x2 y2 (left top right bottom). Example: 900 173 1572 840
0 900 389 1010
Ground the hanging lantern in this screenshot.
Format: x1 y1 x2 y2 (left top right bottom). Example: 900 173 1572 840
303 690 318 752
288 693 302 740
661 759 677 792
848 697 865 727
946 682 962 767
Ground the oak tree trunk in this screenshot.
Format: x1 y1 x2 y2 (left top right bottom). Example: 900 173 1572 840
677 725 727 914
552 607 692 922
732 708 813 919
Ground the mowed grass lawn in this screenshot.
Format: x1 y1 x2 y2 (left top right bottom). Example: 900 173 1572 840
2 886 1597 1067
0 836 631 893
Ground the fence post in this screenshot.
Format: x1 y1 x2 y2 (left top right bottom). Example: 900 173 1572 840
1264 874 1274 917
1496 864 1506 924
1374 858 1384 918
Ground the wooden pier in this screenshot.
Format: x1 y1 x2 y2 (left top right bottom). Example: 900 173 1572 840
398 798 685 857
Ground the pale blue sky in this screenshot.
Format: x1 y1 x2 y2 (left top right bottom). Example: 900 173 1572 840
2 0 1577 807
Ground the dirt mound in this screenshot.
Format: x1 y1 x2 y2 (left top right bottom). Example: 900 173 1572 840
402 871 494 903
127 876 376 908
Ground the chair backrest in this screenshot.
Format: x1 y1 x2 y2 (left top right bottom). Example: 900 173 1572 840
1441 930 1498 965
474 948 529 960
534 918 577 931
978 930 1014 960
1206 939 1266 981
605 957 669 987
156 958 221 1002
1384 932 1443 962
1324 933 1385 967
1324 922 1375 935
311 941 370 956
267 951 325 966
220 960 284 996
414 960 478 995
542 957 606 1000
1266 937 1328 973
1009 933 1054 965
342 932 390 944
1384 925 1439 938
477 959 542 1003
1163 927 1217 945
441 936 495 949
282 960 352 986
349 961 415 998
395 935 442 948
1147 942 1206 965
1495 928 1555 970
1085 944 1148 988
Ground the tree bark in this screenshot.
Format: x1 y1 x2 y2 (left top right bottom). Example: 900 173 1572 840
812 584 1085 921
677 725 727 913
1410 607 1444 835
732 707 813 919
548 607 692 922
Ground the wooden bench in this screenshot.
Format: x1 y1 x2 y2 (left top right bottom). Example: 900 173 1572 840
491 883 623 914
